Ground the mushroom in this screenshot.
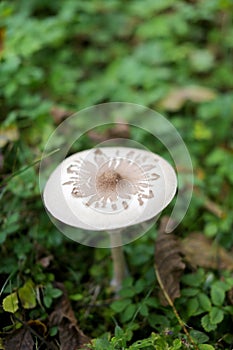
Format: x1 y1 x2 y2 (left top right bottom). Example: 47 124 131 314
43 147 177 291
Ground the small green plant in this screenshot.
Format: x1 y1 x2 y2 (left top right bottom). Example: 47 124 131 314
88 325 216 350
110 277 156 324
179 269 233 339
2 279 63 320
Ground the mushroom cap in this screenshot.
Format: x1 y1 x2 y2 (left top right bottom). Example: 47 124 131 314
43 147 177 231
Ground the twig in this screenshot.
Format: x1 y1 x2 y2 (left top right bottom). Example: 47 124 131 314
84 285 101 318
154 263 199 350
203 198 224 218
194 187 224 218
2 148 60 185
12 315 57 350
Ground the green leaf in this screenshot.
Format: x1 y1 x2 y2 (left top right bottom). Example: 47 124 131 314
223 305 233 315
190 329 209 344
210 285 225 306
18 279 36 309
198 345 215 350
182 269 205 287
119 287 136 298
2 292 19 313
145 297 159 308
182 288 199 297
114 325 124 338
190 49 215 72
225 277 233 289
134 279 146 294
187 297 199 317
49 326 58 337
194 121 212 140
148 314 170 328
43 283 62 308
206 148 227 166
50 287 62 298
122 277 134 288
92 333 112 350
209 307 224 324
121 303 137 323
0 232 7 244
198 293 212 312
111 298 131 313
69 293 83 301
44 283 62 298
201 314 217 332
204 222 218 237
43 295 52 308
172 338 183 349
7 167 38 198
213 280 230 292
139 303 149 317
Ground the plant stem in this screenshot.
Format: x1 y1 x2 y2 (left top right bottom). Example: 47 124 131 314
155 263 199 350
110 230 128 292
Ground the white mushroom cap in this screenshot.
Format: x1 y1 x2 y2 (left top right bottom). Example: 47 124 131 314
43 147 177 232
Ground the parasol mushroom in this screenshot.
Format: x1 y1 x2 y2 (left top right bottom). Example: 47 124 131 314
43 147 177 291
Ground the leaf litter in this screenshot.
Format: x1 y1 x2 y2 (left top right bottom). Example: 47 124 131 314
155 218 233 307
155 217 185 306
4 328 34 350
181 232 233 271
49 282 91 350
2 282 91 350
159 85 216 111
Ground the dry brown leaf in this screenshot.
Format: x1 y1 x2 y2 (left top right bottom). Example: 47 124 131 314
4 328 34 350
38 255 54 268
159 86 216 111
88 123 130 142
181 232 233 271
50 106 74 124
27 319 47 337
49 282 91 350
155 217 185 306
227 288 233 305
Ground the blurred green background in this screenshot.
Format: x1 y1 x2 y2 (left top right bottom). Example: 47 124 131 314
0 0 233 348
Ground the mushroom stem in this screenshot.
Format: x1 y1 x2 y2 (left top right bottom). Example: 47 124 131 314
110 230 128 292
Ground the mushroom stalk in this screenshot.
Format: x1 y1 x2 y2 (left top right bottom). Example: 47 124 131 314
110 230 128 292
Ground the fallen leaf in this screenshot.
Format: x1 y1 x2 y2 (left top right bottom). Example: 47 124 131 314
159 86 216 111
2 292 19 313
181 232 233 271
49 282 91 350
4 328 34 350
155 217 185 306
27 320 47 337
38 255 54 268
0 125 19 148
88 122 130 142
50 106 74 124
18 279 37 309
